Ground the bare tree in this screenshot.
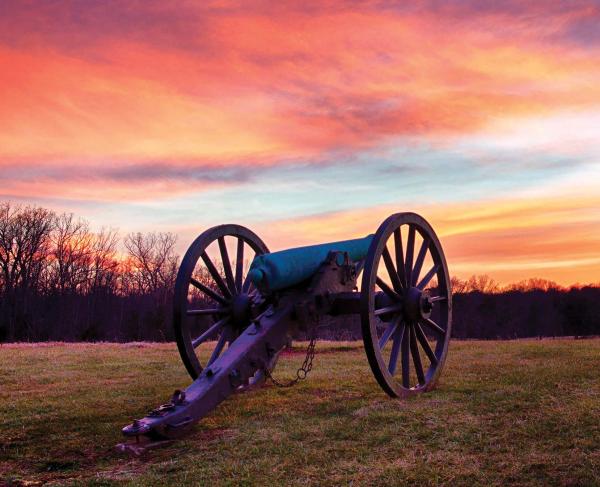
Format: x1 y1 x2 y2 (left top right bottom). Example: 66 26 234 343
507 278 562 292
0 203 55 293
0 203 55 339
89 227 119 294
465 274 500 293
47 213 94 294
450 276 468 294
124 232 178 297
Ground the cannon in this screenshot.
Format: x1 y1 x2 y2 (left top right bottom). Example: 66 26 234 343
121 212 452 445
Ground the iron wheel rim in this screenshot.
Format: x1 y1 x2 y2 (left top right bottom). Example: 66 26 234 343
360 212 452 397
173 224 269 380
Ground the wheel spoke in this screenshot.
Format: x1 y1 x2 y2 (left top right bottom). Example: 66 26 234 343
411 238 430 286
394 228 407 288
355 258 366 276
376 277 401 300
415 323 438 366
429 295 447 303
379 315 401 350
190 277 227 305
200 252 231 298
381 246 403 293
218 236 237 295
421 317 446 336
235 238 244 293
374 303 403 316
388 323 405 375
192 317 229 348
417 264 439 290
187 308 227 316
404 226 415 287
409 324 426 385
401 323 410 388
207 331 228 366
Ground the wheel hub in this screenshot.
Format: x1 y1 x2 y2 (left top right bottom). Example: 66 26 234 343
231 293 252 327
420 290 433 319
403 287 432 322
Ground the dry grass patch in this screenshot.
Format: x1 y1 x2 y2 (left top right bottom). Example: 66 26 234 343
0 339 599 486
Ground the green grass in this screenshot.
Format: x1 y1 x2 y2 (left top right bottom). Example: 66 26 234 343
1 339 599 486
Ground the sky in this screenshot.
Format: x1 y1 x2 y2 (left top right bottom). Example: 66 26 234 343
1 1 599 285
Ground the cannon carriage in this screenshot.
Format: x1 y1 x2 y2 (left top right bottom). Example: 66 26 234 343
121 212 451 443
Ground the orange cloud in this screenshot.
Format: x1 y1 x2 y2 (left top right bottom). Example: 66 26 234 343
0 47 288 162
2 4 600 171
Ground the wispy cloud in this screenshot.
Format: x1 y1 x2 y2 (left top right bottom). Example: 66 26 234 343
2 2 600 166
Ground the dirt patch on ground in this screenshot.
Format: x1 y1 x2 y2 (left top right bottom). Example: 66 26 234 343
92 460 148 483
352 401 388 417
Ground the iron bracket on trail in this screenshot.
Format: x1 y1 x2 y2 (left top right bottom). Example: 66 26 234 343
119 212 452 449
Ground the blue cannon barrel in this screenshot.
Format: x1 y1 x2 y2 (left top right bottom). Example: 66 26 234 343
247 234 374 292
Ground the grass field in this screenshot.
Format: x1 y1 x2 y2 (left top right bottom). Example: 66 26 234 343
1 339 599 486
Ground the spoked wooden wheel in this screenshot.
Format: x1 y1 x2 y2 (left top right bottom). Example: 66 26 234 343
361 213 452 397
173 224 269 381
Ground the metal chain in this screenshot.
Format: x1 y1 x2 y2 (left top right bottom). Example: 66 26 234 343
265 335 317 388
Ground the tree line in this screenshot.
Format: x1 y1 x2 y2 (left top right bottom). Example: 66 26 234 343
0 202 178 342
315 271 600 341
1 202 598 342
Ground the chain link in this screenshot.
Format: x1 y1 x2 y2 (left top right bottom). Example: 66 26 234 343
265 335 317 388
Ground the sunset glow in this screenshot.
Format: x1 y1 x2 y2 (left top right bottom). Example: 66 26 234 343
1 1 599 285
